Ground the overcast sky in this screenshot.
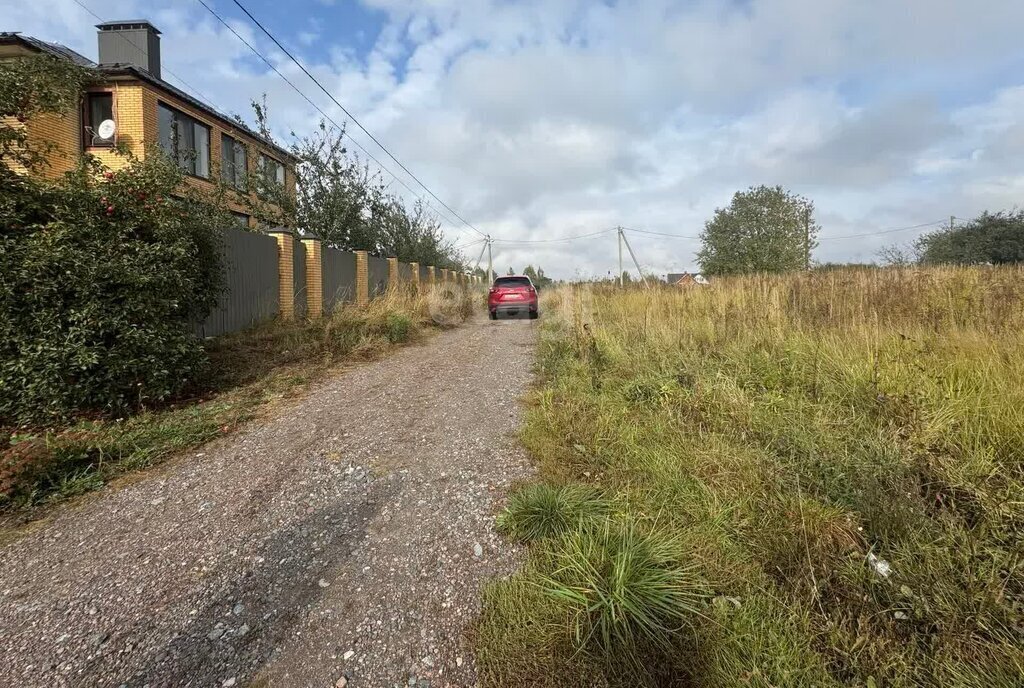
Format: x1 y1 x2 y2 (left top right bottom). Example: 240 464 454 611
4 0 1024 278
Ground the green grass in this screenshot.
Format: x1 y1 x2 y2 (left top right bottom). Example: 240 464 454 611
0 288 475 518
478 267 1024 687
497 483 610 542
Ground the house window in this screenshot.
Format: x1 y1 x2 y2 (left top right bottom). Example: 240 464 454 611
84 92 114 146
258 153 285 188
158 102 210 178
230 211 250 228
220 133 247 191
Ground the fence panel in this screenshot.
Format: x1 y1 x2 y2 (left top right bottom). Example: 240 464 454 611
399 262 412 282
322 246 357 312
419 265 428 284
195 227 279 337
293 239 307 319
368 255 390 297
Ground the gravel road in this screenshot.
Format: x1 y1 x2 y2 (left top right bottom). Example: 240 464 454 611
0 314 537 688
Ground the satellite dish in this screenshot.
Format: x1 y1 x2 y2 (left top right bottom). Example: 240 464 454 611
97 119 116 140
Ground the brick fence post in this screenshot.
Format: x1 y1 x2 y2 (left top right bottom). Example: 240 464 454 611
354 250 369 307
387 256 399 291
267 228 295 320
409 262 420 292
301 233 323 318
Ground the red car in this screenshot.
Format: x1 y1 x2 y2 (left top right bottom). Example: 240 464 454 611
488 275 540 320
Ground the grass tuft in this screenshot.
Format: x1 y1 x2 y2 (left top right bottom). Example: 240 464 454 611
541 518 709 661
497 483 610 542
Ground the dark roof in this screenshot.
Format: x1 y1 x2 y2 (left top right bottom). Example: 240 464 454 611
0 31 297 163
1 32 94 66
667 273 688 283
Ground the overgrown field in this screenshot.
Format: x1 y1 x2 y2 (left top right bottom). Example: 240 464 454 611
478 267 1024 687
0 287 473 518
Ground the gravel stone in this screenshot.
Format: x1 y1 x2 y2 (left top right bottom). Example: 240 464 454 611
0 315 536 686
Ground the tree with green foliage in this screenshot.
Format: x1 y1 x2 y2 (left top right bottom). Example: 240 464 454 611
915 211 1024 265
522 265 554 288
697 185 818 275
244 108 465 269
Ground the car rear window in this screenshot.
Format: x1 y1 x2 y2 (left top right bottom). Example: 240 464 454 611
494 277 531 287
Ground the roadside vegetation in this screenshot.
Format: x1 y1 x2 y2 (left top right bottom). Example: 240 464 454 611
0 53 477 520
0 287 473 518
478 267 1024 687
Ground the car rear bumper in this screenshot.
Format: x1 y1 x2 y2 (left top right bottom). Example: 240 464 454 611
490 303 538 314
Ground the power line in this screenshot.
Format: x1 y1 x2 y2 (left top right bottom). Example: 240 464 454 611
622 226 700 239
492 228 617 244
817 220 947 241
192 0 469 236
624 219 949 242
70 0 215 106
453 237 487 251
229 0 489 239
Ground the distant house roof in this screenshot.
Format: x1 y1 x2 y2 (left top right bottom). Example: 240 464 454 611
667 272 709 285
0 31 298 164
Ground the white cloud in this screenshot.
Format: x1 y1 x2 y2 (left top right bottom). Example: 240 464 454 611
3 0 1024 276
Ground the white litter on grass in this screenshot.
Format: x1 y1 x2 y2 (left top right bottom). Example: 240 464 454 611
867 552 892 578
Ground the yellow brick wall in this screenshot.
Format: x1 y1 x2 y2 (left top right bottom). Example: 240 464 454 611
354 251 369 306
302 237 323 317
270 230 295 319
387 257 399 290
25 109 81 178
409 262 420 291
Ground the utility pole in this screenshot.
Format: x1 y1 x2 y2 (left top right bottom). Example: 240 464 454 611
617 226 623 287
486 236 493 285
619 228 649 289
473 240 488 278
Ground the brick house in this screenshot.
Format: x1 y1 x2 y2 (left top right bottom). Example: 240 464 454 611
0 20 298 228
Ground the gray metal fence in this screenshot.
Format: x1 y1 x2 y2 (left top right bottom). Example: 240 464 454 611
419 265 429 284
322 245 357 311
399 262 412 282
196 227 279 337
368 255 390 297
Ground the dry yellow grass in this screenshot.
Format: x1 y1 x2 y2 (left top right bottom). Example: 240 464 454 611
478 266 1024 687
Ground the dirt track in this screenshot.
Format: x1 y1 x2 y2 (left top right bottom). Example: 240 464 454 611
0 315 537 687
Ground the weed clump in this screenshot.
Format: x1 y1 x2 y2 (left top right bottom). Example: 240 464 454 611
497 483 609 542
541 519 709 660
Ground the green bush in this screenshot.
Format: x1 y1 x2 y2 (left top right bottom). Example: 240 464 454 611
385 312 412 343
0 156 227 425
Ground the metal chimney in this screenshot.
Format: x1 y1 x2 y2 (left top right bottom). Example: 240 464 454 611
96 20 161 79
